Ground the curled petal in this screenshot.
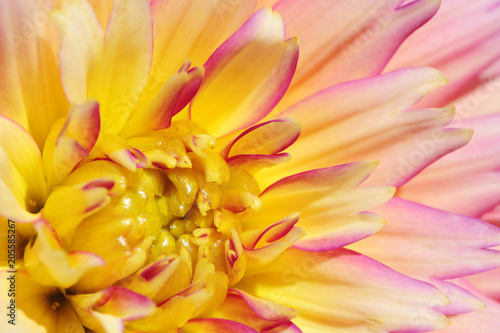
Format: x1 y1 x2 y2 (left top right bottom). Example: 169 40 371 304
225 118 301 158
121 66 205 138
182 318 258 333
24 220 105 289
248 161 394 250
191 8 299 137
0 116 46 222
69 286 155 333
43 101 100 188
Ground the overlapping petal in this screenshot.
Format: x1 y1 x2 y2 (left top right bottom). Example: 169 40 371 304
237 248 450 333
399 114 500 218
274 0 441 106
348 198 500 314
0 0 69 147
190 8 299 137
0 116 46 222
259 67 472 188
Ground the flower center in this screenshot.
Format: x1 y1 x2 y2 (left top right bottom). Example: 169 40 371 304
66 120 260 292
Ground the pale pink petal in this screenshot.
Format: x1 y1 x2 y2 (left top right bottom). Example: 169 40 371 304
0 116 46 222
350 198 500 279
190 8 299 137
399 114 500 217
434 279 500 333
349 198 500 314
274 0 441 106
467 265 500 302
237 248 450 332
257 67 472 188
388 0 500 118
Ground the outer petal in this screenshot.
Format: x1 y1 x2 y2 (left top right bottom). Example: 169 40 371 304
387 0 500 117
349 198 500 279
247 161 394 251
259 67 472 188
0 0 69 147
399 114 500 218
0 116 46 222
236 248 450 333
274 0 441 106
190 8 299 137
434 279 500 333
24 220 105 289
348 198 500 314
87 0 153 134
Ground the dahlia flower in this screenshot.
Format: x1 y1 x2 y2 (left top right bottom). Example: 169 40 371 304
1 0 499 332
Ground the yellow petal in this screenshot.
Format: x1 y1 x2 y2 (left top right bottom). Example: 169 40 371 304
88 0 153 134
24 221 105 289
0 116 46 222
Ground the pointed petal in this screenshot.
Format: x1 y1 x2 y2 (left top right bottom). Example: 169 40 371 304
400 114 500 217
260 67 472 187
88 0 153 134
237 248 450 333
276 0 441 106
248 161 394 250
349 198 500 279
24 220 105 289
434 279 500 333
387 0 500 116
0 116 46 222
191 8 299 137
